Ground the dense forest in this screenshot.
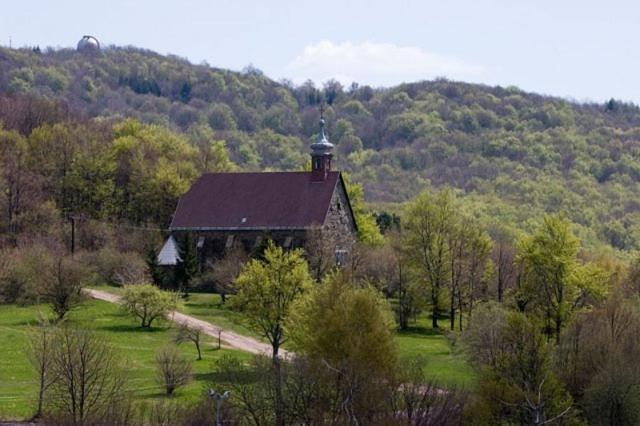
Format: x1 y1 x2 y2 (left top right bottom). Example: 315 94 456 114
2 45 640 253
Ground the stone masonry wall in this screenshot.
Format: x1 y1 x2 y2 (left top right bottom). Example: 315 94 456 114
321 180 357 252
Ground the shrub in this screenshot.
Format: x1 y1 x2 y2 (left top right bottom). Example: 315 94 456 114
122 284 177 328
84 246 148 286
40 255 91 320
155 345 192 395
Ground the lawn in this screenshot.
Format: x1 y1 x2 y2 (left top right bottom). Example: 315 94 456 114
89 285 264 341
395 316 476 388
0 299 249 421
88 285 476 388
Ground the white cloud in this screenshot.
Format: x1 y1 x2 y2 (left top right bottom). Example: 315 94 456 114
284 40 484 87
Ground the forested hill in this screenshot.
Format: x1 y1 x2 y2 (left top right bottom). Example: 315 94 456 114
2 45 640 252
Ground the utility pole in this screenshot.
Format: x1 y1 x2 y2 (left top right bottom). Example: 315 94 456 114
69 216 75 255
208 389 230 426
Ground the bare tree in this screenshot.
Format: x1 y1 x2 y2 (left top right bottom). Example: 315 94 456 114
174 323 204 360
209 244 248 303
304 228 335 282
491 233 517 303
155 345 192 395
46 326 131 424
27 321 56 418
41 255 90 320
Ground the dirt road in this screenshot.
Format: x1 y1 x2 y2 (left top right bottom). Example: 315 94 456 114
84 288 286 356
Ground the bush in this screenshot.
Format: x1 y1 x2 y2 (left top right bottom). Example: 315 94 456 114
122 284 177 328
40 255 92 320
0 247 47 304
155 345 192 395
84 246 148 286
0 245 52 304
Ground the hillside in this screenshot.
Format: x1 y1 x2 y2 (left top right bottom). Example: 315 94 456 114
2 45 640 251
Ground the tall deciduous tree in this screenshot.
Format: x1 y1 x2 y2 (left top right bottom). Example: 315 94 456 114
403 189 455 329
517 215 608 340
289 271 397 423
233 241 312 426
464 306 577 425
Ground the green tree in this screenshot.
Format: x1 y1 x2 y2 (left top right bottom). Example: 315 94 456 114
122 284 177 328
289 271 397 422
403 189 455 329
233 241 312 426
146 244 165 287
176 233 198 295
517 215 608 340
465 307 577 425
342 174 384 246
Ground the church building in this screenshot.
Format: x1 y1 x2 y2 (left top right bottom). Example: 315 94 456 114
158 117 358 266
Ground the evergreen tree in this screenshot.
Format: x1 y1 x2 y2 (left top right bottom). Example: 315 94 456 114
176 233 198 295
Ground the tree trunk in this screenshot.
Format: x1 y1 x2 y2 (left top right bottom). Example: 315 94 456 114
450 289 455 331
273 339 284 426
432 281 439 329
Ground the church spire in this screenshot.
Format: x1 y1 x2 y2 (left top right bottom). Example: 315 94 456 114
310 105 334 182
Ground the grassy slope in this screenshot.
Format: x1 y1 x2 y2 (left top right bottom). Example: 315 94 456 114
0 300 249 421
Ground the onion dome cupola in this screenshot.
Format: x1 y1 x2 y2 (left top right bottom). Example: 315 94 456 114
310 114 334 182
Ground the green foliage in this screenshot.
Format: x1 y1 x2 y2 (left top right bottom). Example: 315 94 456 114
557 293 640 425
403 188 456 328
343 174 384 245
175 233 198 294
122 284 177 328
465 308 579 424
233 241 313 353
517 215 609 339
289 271 397 376
0 299 249 421
4 46 640 254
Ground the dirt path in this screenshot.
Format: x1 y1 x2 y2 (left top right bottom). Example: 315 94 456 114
84 288 286 356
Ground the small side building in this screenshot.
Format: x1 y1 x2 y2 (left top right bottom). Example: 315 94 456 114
159 117 357 266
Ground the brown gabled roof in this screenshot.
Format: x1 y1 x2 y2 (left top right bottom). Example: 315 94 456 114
170 171 342 230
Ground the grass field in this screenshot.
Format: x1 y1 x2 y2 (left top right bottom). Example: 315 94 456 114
0 299 249 421
88 285 476 387
179 293 476 387
396 317 476 388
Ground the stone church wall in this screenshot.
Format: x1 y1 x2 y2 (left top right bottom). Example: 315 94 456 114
321 180 357 253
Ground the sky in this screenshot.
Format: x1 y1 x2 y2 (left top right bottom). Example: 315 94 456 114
1 0 639 104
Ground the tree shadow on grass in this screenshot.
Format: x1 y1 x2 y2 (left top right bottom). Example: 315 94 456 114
397 325 441 338
99 324 168 333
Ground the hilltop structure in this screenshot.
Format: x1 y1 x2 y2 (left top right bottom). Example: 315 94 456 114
158 117 357 267
77 35 100 53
